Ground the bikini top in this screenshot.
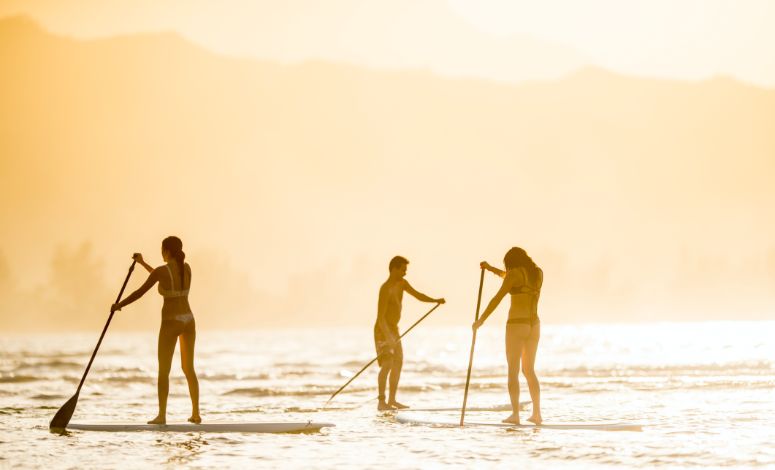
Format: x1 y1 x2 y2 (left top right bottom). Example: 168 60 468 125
158 264 189 298
509 267 541 297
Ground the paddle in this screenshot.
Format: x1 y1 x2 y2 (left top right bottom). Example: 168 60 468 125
326 302 443 405
49 259 137 429
460 267 485 426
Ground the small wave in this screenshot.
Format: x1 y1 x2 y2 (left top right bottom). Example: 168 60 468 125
99 376 155 384
338 360 372 368
99 372 273 382
632 379 775 392
222 386 335 397
110 367 146 373
13 360 84 370
279 370 316 377
221 380 508 398
31 394 63 400
284 405 355 413
3 351 87 360
548 361 775 378
539 381 574 388
273 361 320 368
392 381 505 393
199 373 271 381
0 375 40 383
284 406 320 413
409 364 457 375
208 406 265 415
535 376 775 393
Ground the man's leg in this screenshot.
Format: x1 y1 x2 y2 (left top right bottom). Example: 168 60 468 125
387 341 408 409
377 363 393 410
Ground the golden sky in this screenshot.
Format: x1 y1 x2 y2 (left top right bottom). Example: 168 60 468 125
1 0 774 85
0 3 774 330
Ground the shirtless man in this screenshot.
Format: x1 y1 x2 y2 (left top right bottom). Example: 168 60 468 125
375 256 445 411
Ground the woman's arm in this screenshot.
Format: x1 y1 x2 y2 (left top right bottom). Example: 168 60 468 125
472 271 516 330
111 269 160 312
480 261 505 278
132 253 154 274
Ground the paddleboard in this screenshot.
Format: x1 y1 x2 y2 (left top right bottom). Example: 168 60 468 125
396 412 642 432
67 422 334 434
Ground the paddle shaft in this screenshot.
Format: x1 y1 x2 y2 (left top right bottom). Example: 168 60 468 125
74 259 136 394
327 302 442 404
460 267 485 426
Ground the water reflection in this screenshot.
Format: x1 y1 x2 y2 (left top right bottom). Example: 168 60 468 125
156 434 209 465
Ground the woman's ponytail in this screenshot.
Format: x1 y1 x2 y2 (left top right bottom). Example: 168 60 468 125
162 236 186 289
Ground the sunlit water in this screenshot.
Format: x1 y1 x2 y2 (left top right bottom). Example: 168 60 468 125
1 322 774 469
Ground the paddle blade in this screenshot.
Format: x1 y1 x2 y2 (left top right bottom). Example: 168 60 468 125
49 392 79 429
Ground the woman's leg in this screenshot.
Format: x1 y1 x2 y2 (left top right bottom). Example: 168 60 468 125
179 320 200 423
522 323 542 424
504 324 528 424
150 322 178 424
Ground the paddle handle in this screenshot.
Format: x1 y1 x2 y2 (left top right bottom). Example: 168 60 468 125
460 267 485 426
397 302 441 342
327 302 442 404
326 357 378 405
74 259 136 394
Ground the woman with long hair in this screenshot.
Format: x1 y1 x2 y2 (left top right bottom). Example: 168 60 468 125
473 247 542 425
111 236 201 425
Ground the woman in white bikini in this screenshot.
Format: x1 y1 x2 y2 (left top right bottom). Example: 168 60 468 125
473 247 542 425
111 236 201 425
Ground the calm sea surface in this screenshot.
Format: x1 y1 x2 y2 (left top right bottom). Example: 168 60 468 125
1 321 774 469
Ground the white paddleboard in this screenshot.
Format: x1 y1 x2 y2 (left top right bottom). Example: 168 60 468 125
67 422 334 433
396 412 642 432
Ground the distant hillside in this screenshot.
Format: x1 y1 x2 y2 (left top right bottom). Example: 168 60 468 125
0 1 589 83
1 16 774 330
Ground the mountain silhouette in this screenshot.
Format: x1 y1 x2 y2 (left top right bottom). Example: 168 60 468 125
1 16 774 328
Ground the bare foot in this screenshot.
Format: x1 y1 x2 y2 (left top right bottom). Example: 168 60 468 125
188 415 202 424
147 416 166 425
526 415 542 425
387 401 409 410
378 401 396 411
501 413 520 425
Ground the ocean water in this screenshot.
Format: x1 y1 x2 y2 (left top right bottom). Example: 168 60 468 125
1 321 774 469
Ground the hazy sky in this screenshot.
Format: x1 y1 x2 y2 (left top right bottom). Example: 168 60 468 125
1 0 774 85
1 3 774 330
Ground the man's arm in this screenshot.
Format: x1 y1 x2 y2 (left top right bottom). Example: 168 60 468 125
404 280 444 303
